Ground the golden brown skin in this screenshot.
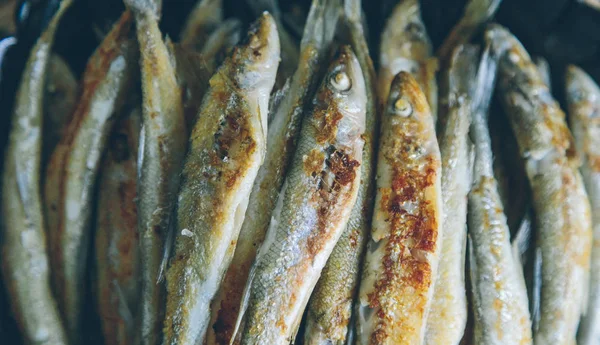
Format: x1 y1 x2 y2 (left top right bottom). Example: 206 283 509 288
1 1 72 344
357 72 442 345
95 108 141 345
43 10 136 344
163 13 279 345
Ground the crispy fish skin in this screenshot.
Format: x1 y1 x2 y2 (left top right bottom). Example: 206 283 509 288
43 11 135 343
206 1 338 344
0 2 72 344
124 1 188 343
436 0 502 64
357 72 442 345
180 0 223 51
424 44 476 345
163 14 279 345
378 0 437 123
95 108 141 345
43 54 78 162
235 45 366 345
565 65 600 345
487 25 592 345
303 0 378 343
467 45 533 345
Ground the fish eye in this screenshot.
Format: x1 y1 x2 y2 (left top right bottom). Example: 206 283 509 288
391 97 413 117
330 71 352 92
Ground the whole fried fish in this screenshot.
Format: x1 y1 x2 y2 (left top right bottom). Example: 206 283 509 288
234 45 366 345
303 0 378 343
0 1 72 344
357 71 442 345
95 107 141 345
44 11 136 343
163 13 279 345
124 0 188 343
565 65 600 345
378 0 437 123
487 24 592 345
467 44 533 345
424 44 476 345
206 1 339 344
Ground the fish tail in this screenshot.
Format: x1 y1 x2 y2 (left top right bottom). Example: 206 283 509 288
473 42 498 122
124 0 161 18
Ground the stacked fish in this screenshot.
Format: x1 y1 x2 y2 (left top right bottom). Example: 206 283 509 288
2 0 599 344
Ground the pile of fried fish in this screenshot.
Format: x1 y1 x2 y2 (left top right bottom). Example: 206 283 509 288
2 0 600 344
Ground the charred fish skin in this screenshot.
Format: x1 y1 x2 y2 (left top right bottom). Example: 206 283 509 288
486 24 592 345
95 108 141 345
43 10 136 343
0 1 72 344
565 65 600 345
124 0 188 343
378 0 437 123
304 0 378 343
436 0 503 64
424 44 476 345
236 45 366 345
357 72 442 345
206 1 339 344
467 44 533 345
43 54 78 163
163 13 279 345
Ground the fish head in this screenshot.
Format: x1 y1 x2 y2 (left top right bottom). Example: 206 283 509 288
380 0 431 65
231 12 280 94
385 71 433 137
566 65 600 108
322 45 367 149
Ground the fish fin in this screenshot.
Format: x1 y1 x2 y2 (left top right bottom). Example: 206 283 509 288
532 247 542 332
124 0 161 18
511 212 532 266
165 36 178 72
473 41 498 121
157 204 177 283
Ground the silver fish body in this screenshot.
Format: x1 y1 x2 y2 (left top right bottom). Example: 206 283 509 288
565 65 600 345
487 24 592 345
378 0 437 123
304 0 378 343
206 1 339 343
357 72 442 345
163 13 279 345
424 44 476 345
0 1 72 344
467 44 533 345
235 45 366 345
44 11 136 343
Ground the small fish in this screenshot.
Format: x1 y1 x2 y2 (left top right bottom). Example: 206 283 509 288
179 0 223 51
535 57 551 90
95 107 141 345
43 10 136 343
206 1 339 344
124 0 188 343
436 0 503 64
199 18 242 72
467 43 533 345
303 0 378 343
235 45 366 345
424 44 476 345
487 24 593 345
43 54 78 163
564 65 600 345
163 13 279 345
378 0 438 123
357 72 442 345
0 1 71 344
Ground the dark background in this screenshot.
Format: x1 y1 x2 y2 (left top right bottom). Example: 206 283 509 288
1 0 599 343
